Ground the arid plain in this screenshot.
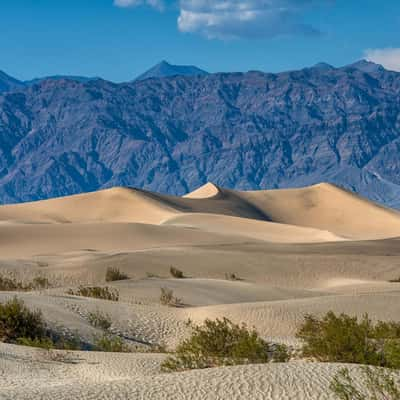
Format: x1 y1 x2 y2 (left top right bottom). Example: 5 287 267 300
1 182 400 399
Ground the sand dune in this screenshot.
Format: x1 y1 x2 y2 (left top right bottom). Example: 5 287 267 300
0 342 386 400
1 183 400 399
1 182 399 241
0 187 178 225
163 213 344 243
238 183 400 239
0 221 251 258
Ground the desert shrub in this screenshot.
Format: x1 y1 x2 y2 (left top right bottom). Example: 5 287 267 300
87 309 112 330
0 297 46 342
170 267 184 279
384 341 400 369
94 334 130 352
224 272 241 281
0 275 30 291
0 274 52 291
296 312 400 367
52 335 83 351
389 277 400 283
330 367 400 400
146 272 161 278
67 286 119 301
32 276 51 290
17 336 55 350
270 343 291 363
105 267 129 282
161 318 280 372
159 287 183 307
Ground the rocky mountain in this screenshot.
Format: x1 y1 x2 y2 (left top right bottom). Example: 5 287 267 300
1 60 400 207
25 75 100 86
0 72 99 93
0 71 24 93
136 60 209 81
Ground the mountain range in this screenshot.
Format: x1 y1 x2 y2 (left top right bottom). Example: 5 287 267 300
0 61 208 90
1 59 400 207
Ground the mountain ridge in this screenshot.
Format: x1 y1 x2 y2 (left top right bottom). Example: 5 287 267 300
1 59 400 208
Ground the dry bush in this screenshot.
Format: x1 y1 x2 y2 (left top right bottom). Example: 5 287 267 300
159 287 183 307
87 309 112 330
224 272 241 281
67 286 119 302
0 273 52 291
105 267 129 282
32 276 51 290
170 267 185 279
146 272 161 278
0 275 30 291
330 366 400 400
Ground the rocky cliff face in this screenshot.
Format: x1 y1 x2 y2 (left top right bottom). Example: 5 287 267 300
1 62 400 207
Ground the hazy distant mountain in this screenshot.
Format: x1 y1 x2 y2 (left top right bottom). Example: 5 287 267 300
311 62 335 70
136 60 209 81
0 72 100 93
25 75 99 86
1 59 400 208
0 70 24 92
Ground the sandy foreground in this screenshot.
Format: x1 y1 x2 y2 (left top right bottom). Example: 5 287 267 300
0 182 400 399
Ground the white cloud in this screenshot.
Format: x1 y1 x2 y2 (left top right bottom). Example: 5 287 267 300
177 0 323 39
364 48 400 72
114 0 165 11
114 0 328 39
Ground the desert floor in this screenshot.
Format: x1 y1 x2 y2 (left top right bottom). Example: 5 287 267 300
0 182 400 399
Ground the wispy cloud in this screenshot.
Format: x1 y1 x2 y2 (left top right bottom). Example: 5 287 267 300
113 0 328 40
364 48 400 72
113 0 165 11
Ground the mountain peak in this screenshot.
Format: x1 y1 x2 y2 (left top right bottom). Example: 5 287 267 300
312 62 335 70
135 61 209 81
346 59 385 73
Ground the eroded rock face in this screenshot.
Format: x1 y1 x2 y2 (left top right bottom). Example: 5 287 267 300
1 62 400 207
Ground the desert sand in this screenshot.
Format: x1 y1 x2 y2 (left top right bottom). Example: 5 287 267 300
0 182 399 399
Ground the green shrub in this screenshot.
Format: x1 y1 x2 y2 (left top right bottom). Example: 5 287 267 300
0 297 46 342
159 287 183 307
53 336 82 351
170 267 185 279
87 310 112 330
105 267 129 282
67 286 119 301
296 312 400 367
161 318 279 372
270 343 291 363
94 335 130 352
330 367 400 400
16 337 55 350
384 341 400 369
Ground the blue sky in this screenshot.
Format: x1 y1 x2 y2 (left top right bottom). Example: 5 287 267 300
0 0 399 82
